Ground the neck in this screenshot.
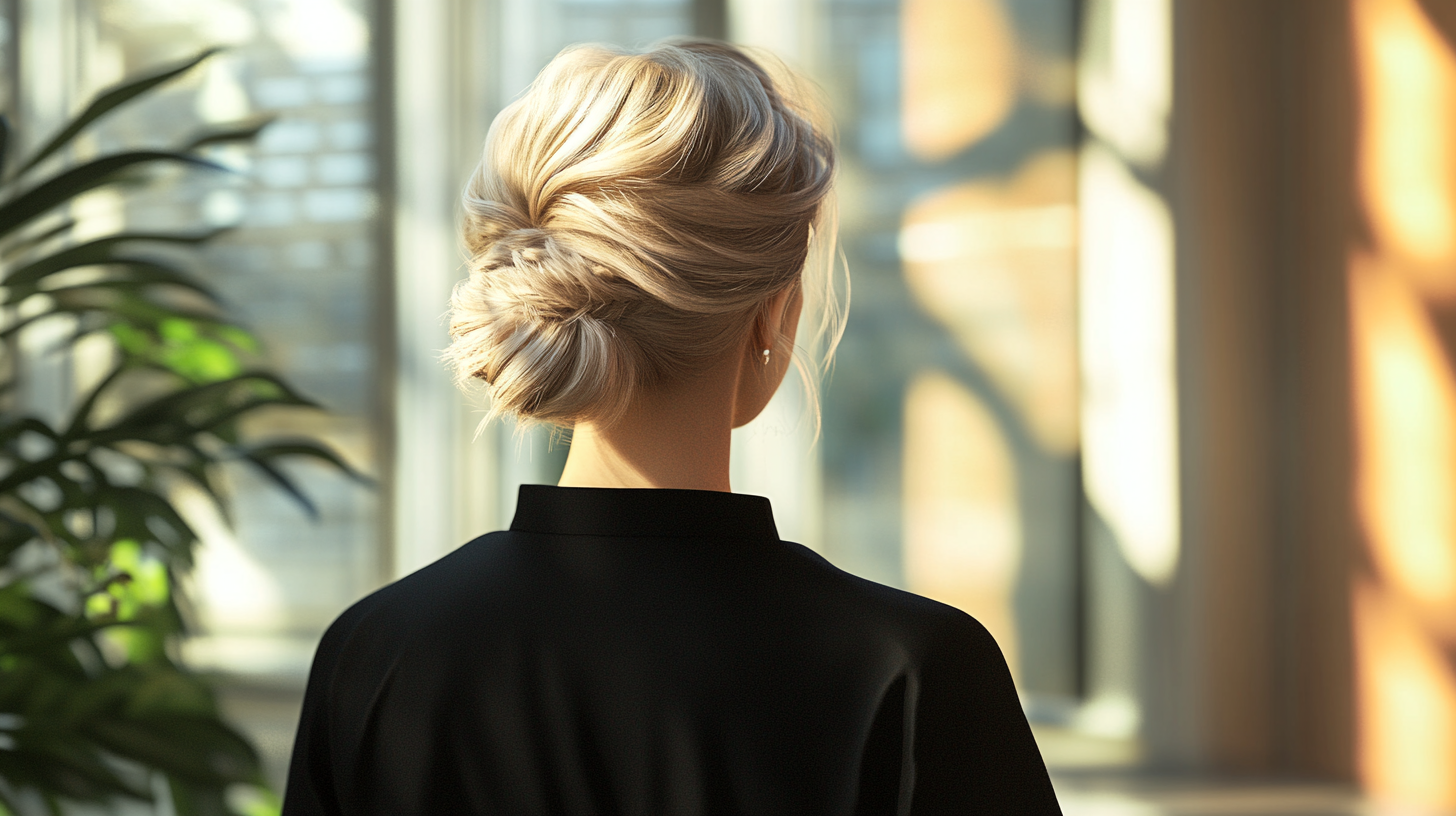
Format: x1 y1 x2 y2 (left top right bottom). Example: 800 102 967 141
558 353 739 492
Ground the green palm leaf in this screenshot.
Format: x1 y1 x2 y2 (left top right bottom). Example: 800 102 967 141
2 229 227 288
0 217 76 260
0 293 226 341
237 440 374 486
0 43 369 816
18 268 220 303
180 115 276 153
0 151 226 240
9 48 220 180
0 114 10 179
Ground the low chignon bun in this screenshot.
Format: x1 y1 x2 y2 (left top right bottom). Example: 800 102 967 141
445 38 838 426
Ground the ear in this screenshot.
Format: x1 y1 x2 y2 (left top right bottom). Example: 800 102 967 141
752 283 800 355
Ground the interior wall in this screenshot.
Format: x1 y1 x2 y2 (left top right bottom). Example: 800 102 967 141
1164 0 1282 772
1155 0 1359 780
389 0 505 579
1279 0 1360 782
377 0 1390 789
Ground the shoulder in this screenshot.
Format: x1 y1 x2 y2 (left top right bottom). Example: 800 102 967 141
774 540 1002 654
311 531 520 658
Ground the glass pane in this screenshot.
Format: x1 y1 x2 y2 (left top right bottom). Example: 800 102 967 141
816 0 1081 700
85 0 384 677
477 0 1083 704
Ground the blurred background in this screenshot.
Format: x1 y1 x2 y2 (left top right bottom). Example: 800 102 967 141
3 0 1455 813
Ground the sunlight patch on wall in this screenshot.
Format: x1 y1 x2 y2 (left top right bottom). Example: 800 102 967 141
1355 0 1456 282
1350 255 1456 614
900 151 1080 453
1351 0 1456 807
900 0 1016 163
1077 143 1179 587
1354 579 1456 806
1077 0 1171 168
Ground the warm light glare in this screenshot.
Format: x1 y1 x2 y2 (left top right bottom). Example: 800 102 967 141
1351 255 1456 613
900 151 1080 453
729 0 812 66
901 0 1016 162
196 57 252 123
1354 0 1456 287
1078 0 1172 166
899 205 1075 264
1355 580 1456 805
265 0 368 64
176 484 287 632
99 0 258 46
903 372 1022 677
1078 143 1179 587
1351 0 1456 807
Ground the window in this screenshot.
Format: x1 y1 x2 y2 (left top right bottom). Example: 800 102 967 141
467 0 1085 704
8 0 1088 781
70 0 387 678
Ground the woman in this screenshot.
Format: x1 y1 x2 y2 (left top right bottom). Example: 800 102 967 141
283 39 1061 815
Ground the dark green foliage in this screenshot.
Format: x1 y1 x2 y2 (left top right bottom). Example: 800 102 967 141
0 50 368 815
9 49 221 180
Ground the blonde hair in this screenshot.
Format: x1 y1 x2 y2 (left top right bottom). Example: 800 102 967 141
445 38 844 427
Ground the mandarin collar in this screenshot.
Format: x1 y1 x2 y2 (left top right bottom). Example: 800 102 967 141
509 484 780 542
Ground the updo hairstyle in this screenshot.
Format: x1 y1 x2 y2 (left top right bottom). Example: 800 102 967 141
445 38 840 427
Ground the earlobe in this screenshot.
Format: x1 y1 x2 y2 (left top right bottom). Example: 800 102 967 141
750 301 777 362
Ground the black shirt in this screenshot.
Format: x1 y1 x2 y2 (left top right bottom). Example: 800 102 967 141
283 485 1062 815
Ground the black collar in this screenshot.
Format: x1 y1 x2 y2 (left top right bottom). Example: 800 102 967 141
510 485 780 542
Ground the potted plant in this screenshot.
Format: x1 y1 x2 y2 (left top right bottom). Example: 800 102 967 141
0 50 367 815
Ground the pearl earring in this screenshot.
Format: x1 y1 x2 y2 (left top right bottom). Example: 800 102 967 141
762 348 771 365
